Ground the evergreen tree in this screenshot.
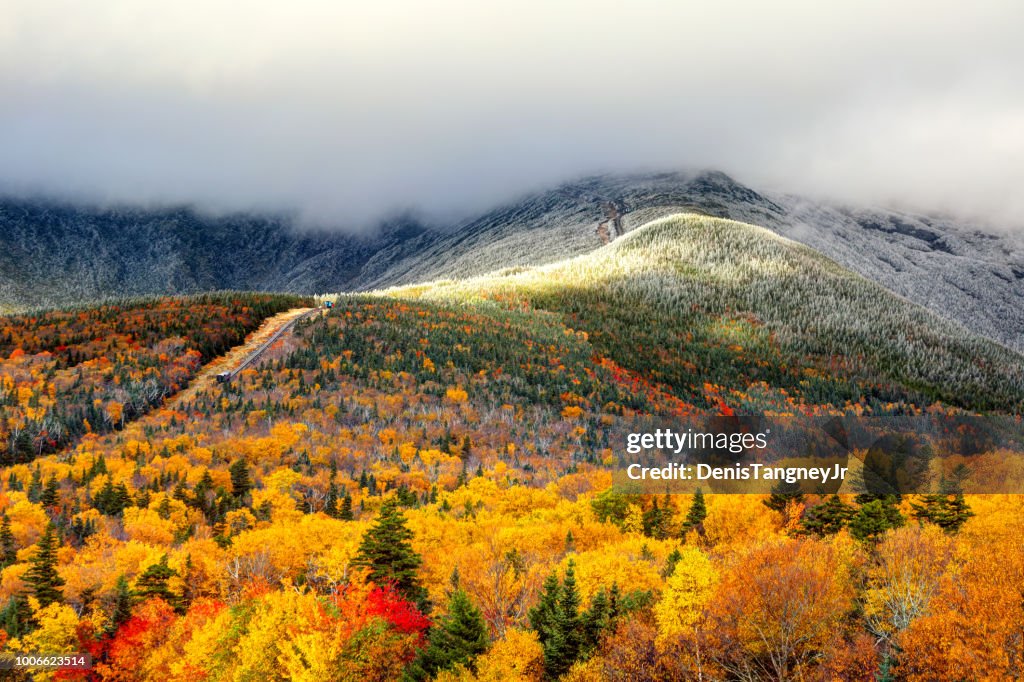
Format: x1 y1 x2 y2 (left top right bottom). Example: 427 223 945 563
108 574 134 634
800 495 856 537
876 654 898 682
579 587 613 656
0 595 33 638
661 547 683 578
255 500 273 522
0 515 17 569
681 488 707 536
27 467 43 503
849 497 904 542
157 496 173 520
68 517 97 546
642 499 672 539
40 476 59 507
763 478 803 512
229 459 251 501
23 524 64 608
930 493 973 533
590 489 629 525
324 481 339 518
407 589 489 681
172 480 190 503
338 494 354 521
179 555 198 611
114 483 132 512
529 572 564 675
135 555 179 606
558 561 582 666
193 470 215 510
608 583 621 622
95 479 131 515
529 560 585 679
352 499 429 612
911 472 974 534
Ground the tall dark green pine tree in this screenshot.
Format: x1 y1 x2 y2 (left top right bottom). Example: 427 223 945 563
579 587 613 656
642 499 672 540
0 515 17 569
352 499 429 612
407 589 489 681
324 481 339 518
135 555 179 607
764 479 804 512
40 476 59 507
107 574 134 635
95 479 131 516
607 583 621 622
849 497 904 542
229 459 251 501
193 471 215 512
529 560 585 679
178 555 199 611
172 480 189 504
800 495 856 537
681 488 707 537
0 595 33 637
662 548 683 578
27 467 43 503
23 524 64 607
911 473 974 534
530 572 564 677
113 483 131 513
931 493 973 533
557 561 581 667
338 494 354 521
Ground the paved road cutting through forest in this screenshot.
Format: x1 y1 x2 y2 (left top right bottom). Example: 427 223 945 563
167 306 317 406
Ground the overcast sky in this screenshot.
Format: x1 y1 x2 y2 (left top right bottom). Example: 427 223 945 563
1 1 1022 229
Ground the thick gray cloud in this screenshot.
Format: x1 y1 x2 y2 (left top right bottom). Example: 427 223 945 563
1 1 1022 230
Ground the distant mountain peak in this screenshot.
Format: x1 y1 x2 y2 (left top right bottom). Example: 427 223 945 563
2 172 1021 354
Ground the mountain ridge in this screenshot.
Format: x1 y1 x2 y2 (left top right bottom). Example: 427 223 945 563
2 170 1022 352
387 212 1024 412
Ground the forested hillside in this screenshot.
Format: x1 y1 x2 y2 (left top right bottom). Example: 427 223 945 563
0 201 428 309
0 293 308 464
399 214 1024 412
0 219 1020 680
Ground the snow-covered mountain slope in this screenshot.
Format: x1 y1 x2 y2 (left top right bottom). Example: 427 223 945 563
364 171 1024 353
3 171 1022 353
390 212 1024 412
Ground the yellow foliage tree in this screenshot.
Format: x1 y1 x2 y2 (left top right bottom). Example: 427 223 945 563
654 546 718 680
462 628 545 682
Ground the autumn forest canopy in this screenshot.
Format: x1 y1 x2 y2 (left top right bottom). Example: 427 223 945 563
0 215 1022 680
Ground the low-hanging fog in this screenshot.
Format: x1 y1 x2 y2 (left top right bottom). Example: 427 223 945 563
1 1 1022 230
